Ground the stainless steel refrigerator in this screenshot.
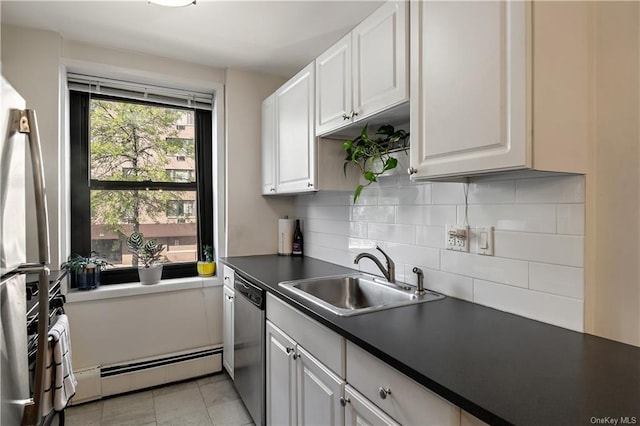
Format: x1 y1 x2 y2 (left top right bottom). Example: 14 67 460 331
1 75 52 426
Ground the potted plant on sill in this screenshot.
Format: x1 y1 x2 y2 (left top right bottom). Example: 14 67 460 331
126 231 166 285
343 124 409 203
197 245 216 277
62 251 111 291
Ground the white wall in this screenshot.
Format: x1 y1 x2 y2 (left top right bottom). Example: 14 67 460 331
2 26 63 267
66 284 223 369
225 69 294 256
295 173 585 332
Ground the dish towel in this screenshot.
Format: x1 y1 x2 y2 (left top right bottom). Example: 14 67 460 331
42 314 77 415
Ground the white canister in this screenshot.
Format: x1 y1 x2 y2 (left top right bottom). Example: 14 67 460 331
278 218 295 255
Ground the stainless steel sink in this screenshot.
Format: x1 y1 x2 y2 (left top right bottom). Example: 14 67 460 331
278 274 444 316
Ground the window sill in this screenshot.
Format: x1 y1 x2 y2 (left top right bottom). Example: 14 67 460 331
65 275 221 303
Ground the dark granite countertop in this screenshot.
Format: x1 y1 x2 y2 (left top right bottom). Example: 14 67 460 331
221 255 640 426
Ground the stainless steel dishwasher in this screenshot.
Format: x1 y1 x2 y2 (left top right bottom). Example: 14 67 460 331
233 274 265 426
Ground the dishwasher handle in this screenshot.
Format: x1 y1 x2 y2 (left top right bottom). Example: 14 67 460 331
234 275 265 310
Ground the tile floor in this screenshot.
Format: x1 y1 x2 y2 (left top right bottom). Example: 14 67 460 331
64 371 254 426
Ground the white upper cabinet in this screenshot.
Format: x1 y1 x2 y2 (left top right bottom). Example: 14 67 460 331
275 62 316 193
316 34 352 135
410 1 528 179
316 1 408 136
261 93 276 195
409 1 590 180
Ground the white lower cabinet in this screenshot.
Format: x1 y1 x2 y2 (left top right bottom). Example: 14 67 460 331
222 284 234 378
266 321 296 425
344 385 399 426
346 341 460 425
266 320 344 426
266 293 465 425
297 345 344 426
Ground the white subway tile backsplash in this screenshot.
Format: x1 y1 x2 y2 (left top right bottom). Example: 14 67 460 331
367 223 416 245
352 205 395 223
378 183 431 205
494 231 584 267
515 175 585 204
473 279 584 332
295 173 586 331
416 226 446 249
384 243 440 270
396 205 457 226
349 222 368 238
305 219 349 236
556 204 585 235
529 262 584 300
306 232 348 251
305 245 355 269
348 238 377 250
468 181 515 204
306 205 349 221
460 204 557 233
432 182 466 204
441 250 528 288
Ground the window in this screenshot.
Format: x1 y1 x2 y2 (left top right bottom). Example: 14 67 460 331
69 79 213 285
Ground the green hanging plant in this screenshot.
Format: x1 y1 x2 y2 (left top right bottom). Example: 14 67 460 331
343 124 409 203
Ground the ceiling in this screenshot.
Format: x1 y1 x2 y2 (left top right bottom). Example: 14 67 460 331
1 0 384 78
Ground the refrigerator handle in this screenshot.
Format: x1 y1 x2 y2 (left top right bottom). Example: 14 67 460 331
16 109 50 266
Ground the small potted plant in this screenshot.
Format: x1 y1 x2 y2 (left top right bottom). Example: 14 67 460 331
197 245 216 277
62 251 111 290
343 124 409 203
126 231 166 285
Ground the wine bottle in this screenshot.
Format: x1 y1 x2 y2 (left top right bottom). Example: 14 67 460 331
292 219 303 257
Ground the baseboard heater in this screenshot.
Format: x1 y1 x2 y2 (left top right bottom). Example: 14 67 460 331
99 346 223 397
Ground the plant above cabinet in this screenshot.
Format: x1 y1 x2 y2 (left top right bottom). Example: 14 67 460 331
343 124 409 203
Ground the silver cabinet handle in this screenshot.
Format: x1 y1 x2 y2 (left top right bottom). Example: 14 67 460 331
225 295 234 301
378 387 391 399
286 346 294 355
342 113 351 121
293 353 300 360
307 182 313 187
408 167 418 175
340 397 350 407
351 110 358 119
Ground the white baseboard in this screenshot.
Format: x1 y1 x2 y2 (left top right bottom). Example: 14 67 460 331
70 346 223 404
101 352 222 397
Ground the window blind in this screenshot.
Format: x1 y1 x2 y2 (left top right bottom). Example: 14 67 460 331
68 73 213 111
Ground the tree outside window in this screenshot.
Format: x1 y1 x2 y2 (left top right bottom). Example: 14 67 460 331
89 99 198 267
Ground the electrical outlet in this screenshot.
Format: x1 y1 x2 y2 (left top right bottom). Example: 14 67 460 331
476 226 495 256
445 225 470 252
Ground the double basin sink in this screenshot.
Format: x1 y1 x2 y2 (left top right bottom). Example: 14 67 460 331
279 273 444 317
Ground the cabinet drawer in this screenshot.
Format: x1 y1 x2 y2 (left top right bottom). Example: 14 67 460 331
222 264 235 289
346 341 460 425
267 293 345 378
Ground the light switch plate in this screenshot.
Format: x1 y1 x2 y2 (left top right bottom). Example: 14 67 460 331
446 225 470 252
476 226 495 256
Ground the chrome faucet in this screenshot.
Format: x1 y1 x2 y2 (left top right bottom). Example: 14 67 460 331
354 246 396 283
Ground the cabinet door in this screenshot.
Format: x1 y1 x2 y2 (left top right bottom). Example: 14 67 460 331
296 346 344 426
344 385 399 426
222 285 234 378
266 321 297 426
276 62 316 193
352 1 408 120
410 1 529 179
316 34 352 136
261 94 276 195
